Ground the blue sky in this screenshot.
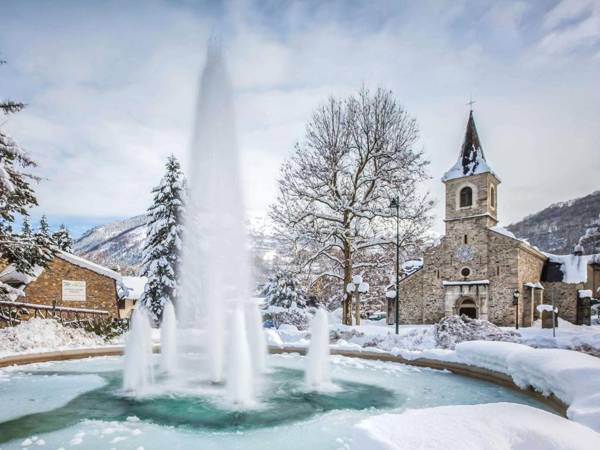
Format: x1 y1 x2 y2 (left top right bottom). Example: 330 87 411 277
1 0 599 237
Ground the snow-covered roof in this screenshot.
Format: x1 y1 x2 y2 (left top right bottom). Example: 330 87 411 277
442 111 497 182
402 259 423 275
544 253 600 284
0 265 44 286
578 289 593 298
121 276 147 299
56 251 122 281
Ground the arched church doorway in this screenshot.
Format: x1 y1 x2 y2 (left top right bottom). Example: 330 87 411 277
457 298 478 319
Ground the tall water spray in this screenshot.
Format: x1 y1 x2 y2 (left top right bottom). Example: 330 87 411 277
305 309 332 391
226 305 255 407
245 299 268 375
123 307 154 394
160 301 178 375
177 42 263 403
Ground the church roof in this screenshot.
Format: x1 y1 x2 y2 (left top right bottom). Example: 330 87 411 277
442 110 496 182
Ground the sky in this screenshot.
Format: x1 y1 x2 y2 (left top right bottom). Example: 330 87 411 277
1 0 599 238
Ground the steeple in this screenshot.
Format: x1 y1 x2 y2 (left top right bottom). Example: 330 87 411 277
442 110 494 182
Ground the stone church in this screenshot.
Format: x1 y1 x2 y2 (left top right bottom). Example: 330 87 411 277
392 111 599 327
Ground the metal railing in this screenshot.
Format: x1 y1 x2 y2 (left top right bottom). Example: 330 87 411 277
0 300 109 327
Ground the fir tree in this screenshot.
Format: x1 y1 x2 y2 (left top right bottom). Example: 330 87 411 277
0 59 54 287
140 155 185 322
262 270 308 309
52 224 73 252
21 217 32 236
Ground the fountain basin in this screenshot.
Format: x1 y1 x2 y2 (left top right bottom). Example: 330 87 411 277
0 352 558 449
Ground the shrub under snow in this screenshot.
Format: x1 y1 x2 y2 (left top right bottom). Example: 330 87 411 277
435 315 520 349
0 318 105 356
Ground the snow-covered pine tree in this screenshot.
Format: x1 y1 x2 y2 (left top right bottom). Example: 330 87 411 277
261 270 313 329
262 270 308 309
0 59 54 290
140 155 185 322
52 224 73 252
21 217 32 236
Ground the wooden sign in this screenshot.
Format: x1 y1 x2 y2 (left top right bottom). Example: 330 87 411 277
62 280 86 302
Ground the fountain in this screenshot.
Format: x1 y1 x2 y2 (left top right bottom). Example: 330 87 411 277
160 301 177 375
120 41 264 407
305 309 333 391
123 307 154 394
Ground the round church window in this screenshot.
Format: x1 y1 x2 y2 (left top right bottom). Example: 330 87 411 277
461 267 471 277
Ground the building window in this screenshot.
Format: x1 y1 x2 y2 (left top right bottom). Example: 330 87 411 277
436 269 440 279
496 266 500 276
490 185 496 208
464 235 468 244
459 186 473 207
461 267 471 278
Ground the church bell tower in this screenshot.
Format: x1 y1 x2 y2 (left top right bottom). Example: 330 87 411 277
442 110 500 234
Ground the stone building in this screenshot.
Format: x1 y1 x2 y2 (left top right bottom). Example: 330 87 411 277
0 251 126 319
390 111 600 327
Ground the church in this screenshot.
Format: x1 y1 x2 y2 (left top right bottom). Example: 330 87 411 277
392 111 599 327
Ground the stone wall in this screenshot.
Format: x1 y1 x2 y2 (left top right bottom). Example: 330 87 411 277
542 281 580 324
517 247 547 327
396 268 425 323
23 257 119 317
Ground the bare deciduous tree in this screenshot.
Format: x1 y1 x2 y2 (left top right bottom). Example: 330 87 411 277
270 87 432 324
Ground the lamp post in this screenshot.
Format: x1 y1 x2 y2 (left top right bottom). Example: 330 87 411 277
390 196 400 335
512 289 520 330
346 275 369 326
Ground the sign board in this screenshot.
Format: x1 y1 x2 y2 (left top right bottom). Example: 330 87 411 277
62 280 86 302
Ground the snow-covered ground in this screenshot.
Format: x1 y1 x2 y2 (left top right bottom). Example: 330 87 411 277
0 318 107 358
351 403 600 450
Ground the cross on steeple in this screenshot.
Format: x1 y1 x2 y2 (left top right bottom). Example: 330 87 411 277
467 97 476 110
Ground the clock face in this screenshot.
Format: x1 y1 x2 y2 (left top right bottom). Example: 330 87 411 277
455 245 475 263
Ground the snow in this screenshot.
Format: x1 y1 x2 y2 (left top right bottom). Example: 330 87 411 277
351 403 600 450
546 253 598 284
0 318 106 357
579 289 593 298
490 225 517 239
536 304 558 313
441 152 494 182
454 340 600 431
57 251 122 282
122 276 148 300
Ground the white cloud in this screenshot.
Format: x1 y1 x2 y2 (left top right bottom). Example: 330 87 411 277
0 0 599 236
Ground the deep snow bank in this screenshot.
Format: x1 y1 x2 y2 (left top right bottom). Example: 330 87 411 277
455 341 600 431
0 318 105 357
351 403 600 450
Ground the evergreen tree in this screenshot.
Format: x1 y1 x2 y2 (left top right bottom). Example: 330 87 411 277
21 217 32 236
261 270 308 309
52 224 73 252
260 270 313 329
140 155 185 322
0 59 54 288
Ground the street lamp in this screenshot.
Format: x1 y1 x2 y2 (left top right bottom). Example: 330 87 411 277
512 289 520 330
346 275 369 326
390 196 400 335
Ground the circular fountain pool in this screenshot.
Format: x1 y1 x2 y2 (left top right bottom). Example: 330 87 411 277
0 353 556 450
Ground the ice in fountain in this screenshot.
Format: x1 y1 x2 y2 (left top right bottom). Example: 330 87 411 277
123 307 154 394
305 309 332 391
160 301 178 375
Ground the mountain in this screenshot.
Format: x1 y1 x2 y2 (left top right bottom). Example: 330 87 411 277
74 215 147 274
507 191 600 255
73 214 282 278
